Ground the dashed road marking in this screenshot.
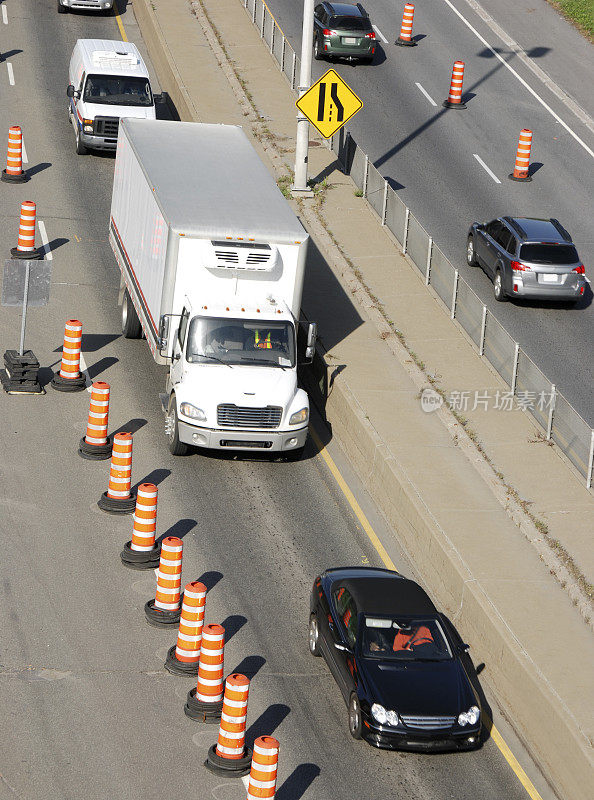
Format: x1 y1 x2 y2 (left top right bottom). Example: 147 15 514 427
473 153 501 183
372 25 388 44
2 5 8 24
37 220 52 260
7 62 15 85
415 82 437 107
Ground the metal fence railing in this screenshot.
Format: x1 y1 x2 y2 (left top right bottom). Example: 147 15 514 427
240 0 594 489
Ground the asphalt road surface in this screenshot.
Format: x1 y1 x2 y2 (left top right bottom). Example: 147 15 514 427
265 0 594 425
0 2 555 799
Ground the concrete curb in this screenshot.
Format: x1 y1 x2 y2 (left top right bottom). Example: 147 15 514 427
130 0 593 796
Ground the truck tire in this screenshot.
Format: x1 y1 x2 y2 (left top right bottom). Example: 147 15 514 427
166 396 190 456
58 1 67 13
121 290 142 339
75 126 88 155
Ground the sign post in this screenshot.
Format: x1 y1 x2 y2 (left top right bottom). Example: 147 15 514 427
292 0 316 195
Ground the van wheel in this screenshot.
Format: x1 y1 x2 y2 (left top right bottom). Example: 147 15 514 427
165 396 190 456
121 290 142 339
58 1 67 13
75 127 88 155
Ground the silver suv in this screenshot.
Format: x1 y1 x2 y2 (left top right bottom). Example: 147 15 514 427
467 217 586 305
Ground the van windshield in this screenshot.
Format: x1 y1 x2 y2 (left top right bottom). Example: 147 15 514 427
83 74 153 107
186 317 296 368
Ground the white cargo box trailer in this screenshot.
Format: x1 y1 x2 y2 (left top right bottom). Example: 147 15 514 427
109 119 316 456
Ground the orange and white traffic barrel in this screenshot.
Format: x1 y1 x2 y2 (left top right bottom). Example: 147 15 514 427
205 673 252 776
11 201 41 259
98 432 136 513
165 580 207 674
508 129 533 182
120 483 162 569
144 536 183 626
51 319 87 392
246 736 280 800
396 4 416 46
2 126 28 183
443 61 466 108
78 381 113 460
185 623 225 721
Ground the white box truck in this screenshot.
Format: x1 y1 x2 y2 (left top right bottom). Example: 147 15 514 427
109 119 316 457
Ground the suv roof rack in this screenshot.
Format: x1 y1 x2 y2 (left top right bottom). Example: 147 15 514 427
502 217 526 239
549 218 572 242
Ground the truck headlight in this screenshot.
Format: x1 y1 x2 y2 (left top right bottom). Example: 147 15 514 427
458 706 480 726
289 407 308 425
179 402 206 421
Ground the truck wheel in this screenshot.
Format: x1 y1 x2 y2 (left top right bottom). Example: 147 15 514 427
121 290 142 339
75 127 88 155
58 1 67 13
165 397 190 456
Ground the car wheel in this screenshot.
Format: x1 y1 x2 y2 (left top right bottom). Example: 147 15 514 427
165 396 190 456
121 290 142 339
57 1 67 13
308 614 321 656
493 269 507 302
348 694 363 740
314 37 324 60
466 236 478 266
75 126 88 155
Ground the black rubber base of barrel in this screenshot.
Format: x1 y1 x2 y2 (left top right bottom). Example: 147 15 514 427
10 247 42 259
120 540 161 570
164 645 200 675
508 173 532 182
395 37 416 46
204 744 252 777
144 599 181 628
442 100 467 109
51 372 87 392
2 169 28 183
79 436 113 461
184 688 223 722
98 490 136 514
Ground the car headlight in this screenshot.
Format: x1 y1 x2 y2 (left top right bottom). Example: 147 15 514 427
386 710 400 726
458 705 480 726
289 407 308 425
179 402 206 421
371 703 387 724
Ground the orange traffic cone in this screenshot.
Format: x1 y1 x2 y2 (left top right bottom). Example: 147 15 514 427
79 381 113 460
52 319 87 392
246 736 280 800
508 129 533 181
443 61 466 108
144 536 183 626
396 4 416 46
2 126 28 183
165 581 207 674
11 201 41 259
120 483 161 569
185 623 225 722
205 673 252 776
98 432 136 513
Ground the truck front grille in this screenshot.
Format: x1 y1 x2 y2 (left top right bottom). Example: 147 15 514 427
217 404 282 429
94 117 120 137
400 715 456 730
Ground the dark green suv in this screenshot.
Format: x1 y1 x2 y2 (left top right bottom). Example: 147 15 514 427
313 3 376 64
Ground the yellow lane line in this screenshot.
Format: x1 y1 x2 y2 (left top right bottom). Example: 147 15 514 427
113 0 128 42
310 424 545 800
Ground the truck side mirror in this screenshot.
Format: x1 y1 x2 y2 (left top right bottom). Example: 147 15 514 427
304 322 317 363
158 315 169 350
66 85 75 98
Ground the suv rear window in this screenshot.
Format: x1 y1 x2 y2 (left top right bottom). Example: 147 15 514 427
330 16 371 31
519 244 578 264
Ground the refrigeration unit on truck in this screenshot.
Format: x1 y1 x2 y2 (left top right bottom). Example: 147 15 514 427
109 118 316 457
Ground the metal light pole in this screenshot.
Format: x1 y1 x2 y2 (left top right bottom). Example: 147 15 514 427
292 0 315 195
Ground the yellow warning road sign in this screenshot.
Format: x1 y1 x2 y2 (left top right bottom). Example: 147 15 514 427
296 69 363 139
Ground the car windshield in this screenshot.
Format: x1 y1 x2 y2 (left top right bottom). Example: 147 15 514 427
83 74 153 106
186 316 296 368
330 16 371 31
362 616 452 661
519 243 578 265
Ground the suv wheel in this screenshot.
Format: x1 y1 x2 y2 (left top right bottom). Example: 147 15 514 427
58 1 67 12
314 37 324 60
348 694 363 740
467 236 478 266
493 269 507 302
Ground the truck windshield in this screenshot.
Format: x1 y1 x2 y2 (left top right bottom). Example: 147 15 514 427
83 74 153 107
186 317 296 368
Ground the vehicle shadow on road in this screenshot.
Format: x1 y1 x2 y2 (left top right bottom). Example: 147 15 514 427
245 703 290 747
276 763 321 800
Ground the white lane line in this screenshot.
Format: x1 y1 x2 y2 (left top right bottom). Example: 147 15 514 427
2 5 8 24
415 82 437 107
473 153 501 183
37 220 53 260
7 62 15 85
372 24 388 44
441 0 594 159
79 352 92 392
241 776 251 790
21 137 28 164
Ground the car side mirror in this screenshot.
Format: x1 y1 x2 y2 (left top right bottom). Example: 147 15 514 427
66 85 75 98
334 642 351 653
458 643 470 653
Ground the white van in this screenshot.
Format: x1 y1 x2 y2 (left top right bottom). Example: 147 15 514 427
58 0 113 12
67 39 156 155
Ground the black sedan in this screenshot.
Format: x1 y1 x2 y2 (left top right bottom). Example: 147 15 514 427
309 567 482 751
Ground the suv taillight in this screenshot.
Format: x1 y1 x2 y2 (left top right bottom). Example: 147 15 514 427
323 29 333 36
365 31 376 39
572 265 585 274
511 261 531 272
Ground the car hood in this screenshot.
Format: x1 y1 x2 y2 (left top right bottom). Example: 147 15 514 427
83 102 156 120
361 658 476 717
